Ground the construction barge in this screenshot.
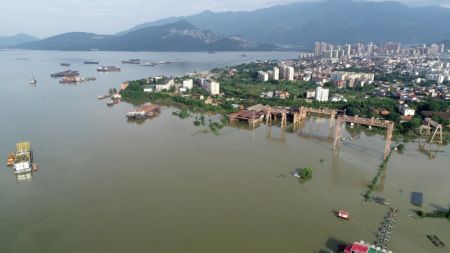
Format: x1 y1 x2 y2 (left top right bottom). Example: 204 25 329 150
59 76 96 84
126 103 161 119
12 142 38 174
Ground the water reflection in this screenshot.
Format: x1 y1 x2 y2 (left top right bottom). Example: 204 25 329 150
265 125 285 142
418 139 442 160
15 172 33 183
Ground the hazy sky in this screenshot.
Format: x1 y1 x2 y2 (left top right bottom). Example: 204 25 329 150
1 0 449 38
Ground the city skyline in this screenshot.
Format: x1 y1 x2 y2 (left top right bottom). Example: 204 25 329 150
1 0 450 38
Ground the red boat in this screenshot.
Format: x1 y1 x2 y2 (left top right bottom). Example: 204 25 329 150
337 210 350 220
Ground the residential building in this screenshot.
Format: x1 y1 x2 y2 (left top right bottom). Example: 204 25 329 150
182 79 193 89
398 104 415 116
199 80 220 95
315 86 329 102
155 79 175 92
305 90 315 99
258 71 269 82
272 67 280 81
280 65 295 81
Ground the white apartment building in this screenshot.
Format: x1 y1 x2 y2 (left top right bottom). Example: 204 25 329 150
398 104 415 116
272 67 279 81
280 65 295 81
258 71 269 82
182 79 193 89
425 73 446 84
315 86 329 102
199 80 220 95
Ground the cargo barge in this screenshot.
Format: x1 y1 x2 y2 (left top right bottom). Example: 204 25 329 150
59 76 96 84
97 66 121 72
50 70 79 78
122 59 141 64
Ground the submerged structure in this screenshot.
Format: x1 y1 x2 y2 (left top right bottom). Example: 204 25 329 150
126 103 161 119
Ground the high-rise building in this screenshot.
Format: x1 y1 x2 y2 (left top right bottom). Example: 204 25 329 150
257 71 269 82
367 42 374 55
199 80 220 95
285 66 295 81
315 86 329 102
430 44 440 55
280 65 295 81
314 42 322 57
344 44 351 56
272 67 279 81
439 44 445 54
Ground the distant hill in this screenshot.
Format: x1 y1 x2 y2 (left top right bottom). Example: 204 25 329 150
119 0 450 46
0 33 38 47
11 21 273 51
15 32 113 50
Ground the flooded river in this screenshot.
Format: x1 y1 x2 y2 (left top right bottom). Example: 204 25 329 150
0 51 449 253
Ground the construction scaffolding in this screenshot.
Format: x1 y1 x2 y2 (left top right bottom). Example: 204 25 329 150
293 107 338 128
419 118 443 144
333 115 394 161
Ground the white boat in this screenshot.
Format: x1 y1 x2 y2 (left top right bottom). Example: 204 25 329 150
14 142 33 174
30 77 37 85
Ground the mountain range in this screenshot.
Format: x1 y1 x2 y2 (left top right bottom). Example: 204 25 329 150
9 21 273 51
0 34 38 47
121 0 450 46
6 0 450 51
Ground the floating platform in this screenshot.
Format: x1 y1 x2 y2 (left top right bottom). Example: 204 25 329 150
411 192 423 207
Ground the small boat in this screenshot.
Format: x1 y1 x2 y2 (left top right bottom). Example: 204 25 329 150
84 60 99 64
30 77 37 85
60 63 70 67
336 210 350 220
427 235 446 248
122 59 141 64
32 163 38 172
140 62 157 67
97 94 111 99
106 99 120 106
373 196 390 205
6 153 15 166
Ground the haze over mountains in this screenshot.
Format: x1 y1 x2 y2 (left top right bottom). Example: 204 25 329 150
5 0 450 51
0 34 38 47
11 21 272 51
123 0 450 45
